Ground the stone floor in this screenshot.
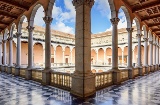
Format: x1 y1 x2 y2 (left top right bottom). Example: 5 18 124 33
0 71 160 105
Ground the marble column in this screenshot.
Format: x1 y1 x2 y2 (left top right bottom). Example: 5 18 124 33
71 0 96 98
126 28 134 69
153 43 156 65
104 50 106 65
3 40 6 66
8 37 13 67
149 41 153 71
136 34 142 67
136 34 143 75
143 38 148 66
42 16 53 85
111 18 120 70
132 49 135 64
122 49 124 66
110 17 120 84
26 26 34 80
70 50 73 63
143 38 149 73
15 33 22 75
54 50 56 63
0 42 2 65
7 36 13 74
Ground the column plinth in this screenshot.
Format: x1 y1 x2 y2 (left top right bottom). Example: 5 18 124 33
71 0 96 98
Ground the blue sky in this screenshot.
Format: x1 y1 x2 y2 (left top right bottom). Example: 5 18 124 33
33 0 128 34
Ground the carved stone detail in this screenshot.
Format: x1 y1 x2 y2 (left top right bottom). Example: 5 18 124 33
110 18 120 25
43 16 53 24
126 28 134 32
72 0 95 8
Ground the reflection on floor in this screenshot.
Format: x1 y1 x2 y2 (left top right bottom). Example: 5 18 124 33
0 71 160 105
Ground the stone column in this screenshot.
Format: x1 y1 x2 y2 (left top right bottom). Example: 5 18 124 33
71 0 96 98
111 18 120 70
132 49 135 64
15 33 22 75
42 16 53 85
8 37 13 74
43 48 45 66
104 50 106 65
3 40 7 66
0 42 2 65
136 34 143 75
70 50 73 63
54 50 56 63
126 28 134 69
8 37 13 67
122 49 124 66
110 17 121 84
143 38 149 73
26 26 34 80
153 43 156 65
149 41 153 71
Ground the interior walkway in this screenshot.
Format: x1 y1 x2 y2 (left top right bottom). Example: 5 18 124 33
0 71 160 105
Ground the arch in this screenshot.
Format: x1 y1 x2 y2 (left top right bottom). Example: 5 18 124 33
46 0 55 17
148 30 152 41
108 0 117 18
98 48 104 64
18 15 27 33
10 23 16 37
29 4 45 27
133 17 141 34
120 6 132 28
142 25 148 38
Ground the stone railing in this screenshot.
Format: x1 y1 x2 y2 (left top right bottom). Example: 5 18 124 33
32 69 42 82
133 68 139 77
20 68 26 78
95 71 113 90
120 69 129 82
12 67 16 75
50 71 72 90
52 63 75 67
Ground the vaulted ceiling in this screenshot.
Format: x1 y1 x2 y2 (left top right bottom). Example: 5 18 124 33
0 0 37 32
122 0 160 36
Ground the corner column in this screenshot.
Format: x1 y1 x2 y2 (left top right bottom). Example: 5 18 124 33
0 42 2 71
71 0 96 98
42 16 53 85
26 26 34 80
110 17 121 84
126 28 134 78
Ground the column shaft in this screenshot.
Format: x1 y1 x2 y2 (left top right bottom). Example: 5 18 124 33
27 26 34 69
0 43 2 65
3 40 6 65
110 18 120 69
9 37 13 66
149 41 153 65
137 34 142 67
16 33 21 67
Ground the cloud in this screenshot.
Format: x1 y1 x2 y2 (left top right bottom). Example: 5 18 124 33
94 0 111 19
34 6 45 27
51 0 75 34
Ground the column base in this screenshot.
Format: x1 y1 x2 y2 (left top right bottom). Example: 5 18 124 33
42 68 51 85
138 66 143 76
15 66 20 76
7 66 12 74
144 66 149 74
25 68 32 80
111 68 121 85
71 72 96 98
127 67 135 79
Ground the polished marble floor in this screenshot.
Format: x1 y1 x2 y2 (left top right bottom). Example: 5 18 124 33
0 71 160 105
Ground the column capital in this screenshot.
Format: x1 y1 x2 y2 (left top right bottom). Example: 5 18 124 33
43 16 53 24
126 28 134 32
143 38 148 42
2 40 7 43
136 34 142 38
149 40 153 44
7 37 13 41
110 18 120 25
16 32 22 37
72 0 95 8
26 26 34 32
153 42 157 46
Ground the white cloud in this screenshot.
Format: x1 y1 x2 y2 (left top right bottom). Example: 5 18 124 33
51 0 75 34
94 0 111 19
34 6 45 27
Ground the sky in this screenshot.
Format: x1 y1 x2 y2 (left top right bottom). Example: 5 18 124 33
32 0 129 34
